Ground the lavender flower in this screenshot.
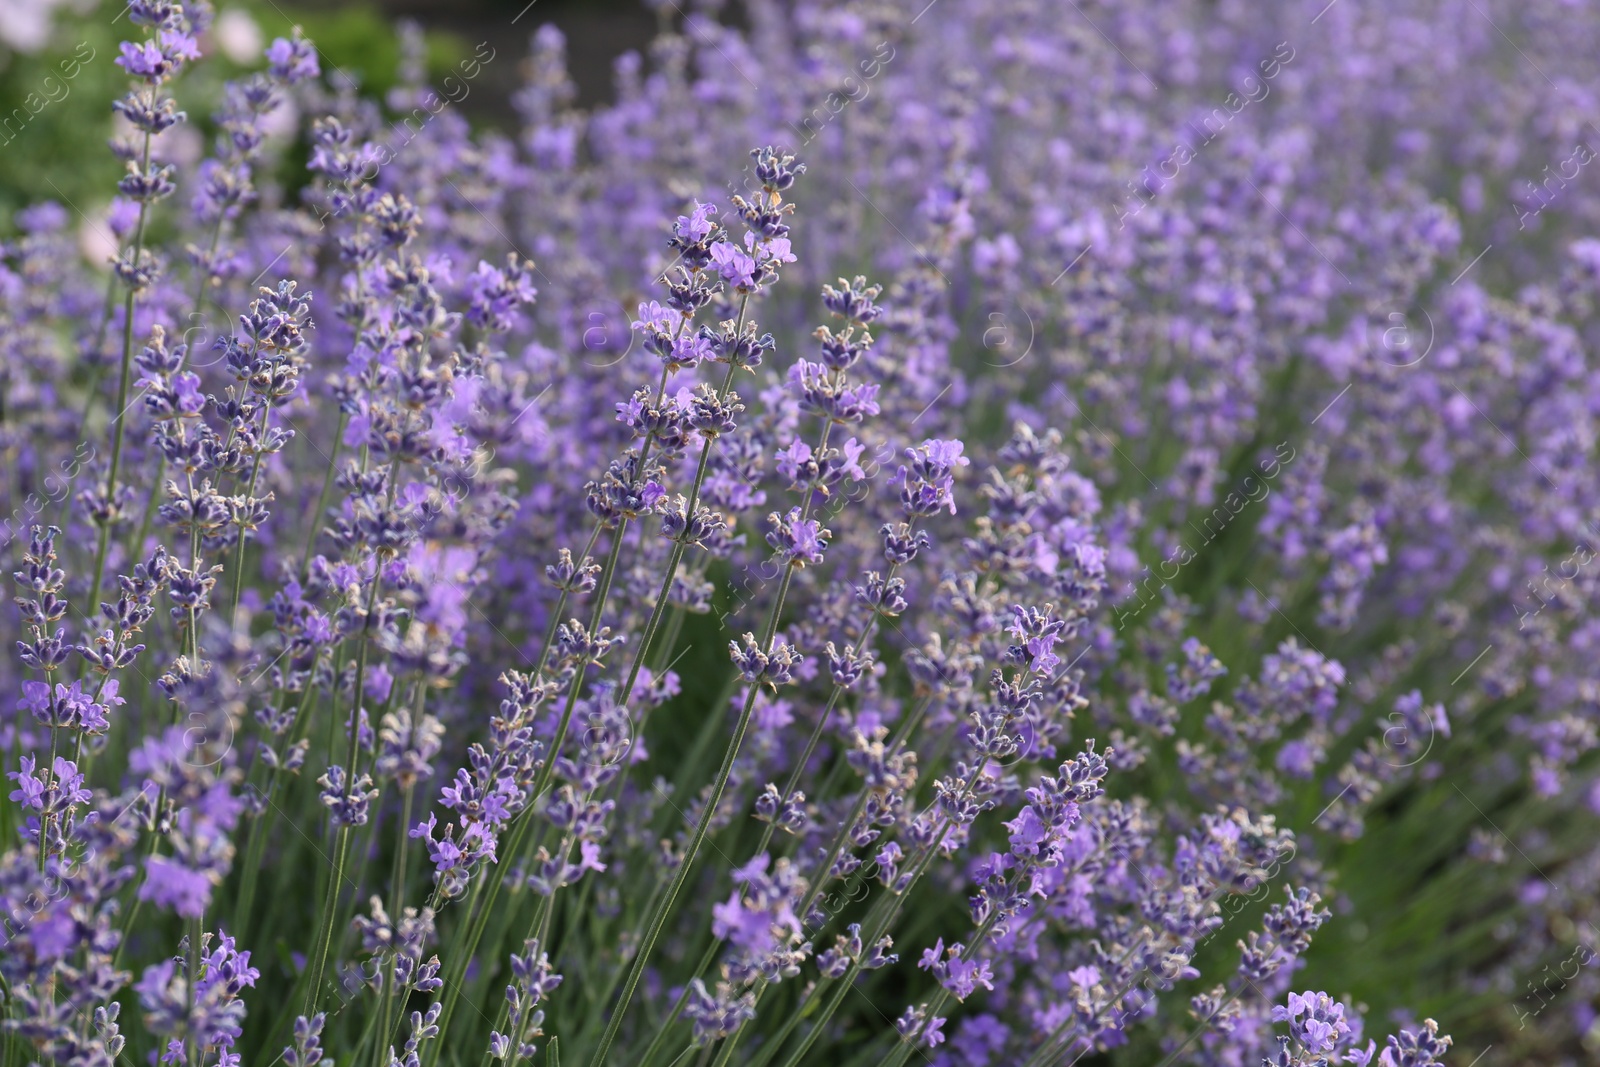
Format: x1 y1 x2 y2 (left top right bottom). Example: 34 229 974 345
0 6 1587 1067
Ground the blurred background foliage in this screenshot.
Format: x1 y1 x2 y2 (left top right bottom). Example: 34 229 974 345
0 0 655 234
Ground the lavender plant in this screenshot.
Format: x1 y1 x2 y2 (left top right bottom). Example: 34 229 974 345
2 0 1598 1065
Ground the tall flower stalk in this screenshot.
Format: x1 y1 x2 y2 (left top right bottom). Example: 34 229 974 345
86 1 200 615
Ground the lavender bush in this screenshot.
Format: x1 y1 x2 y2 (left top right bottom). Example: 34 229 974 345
2 0 1597 1065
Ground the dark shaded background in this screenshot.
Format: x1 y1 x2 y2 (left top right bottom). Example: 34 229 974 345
370 0 658 118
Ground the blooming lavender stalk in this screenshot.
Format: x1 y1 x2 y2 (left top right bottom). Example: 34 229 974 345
415 218 719 1064
643 276 886 1065
87 1 200 617
763 599 1092 1067
130 30 319 583
583 146 806 1067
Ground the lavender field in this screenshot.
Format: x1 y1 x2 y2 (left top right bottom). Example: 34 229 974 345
0 1 1597 1065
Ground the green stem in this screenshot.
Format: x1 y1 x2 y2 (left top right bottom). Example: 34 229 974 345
38 726 60 872
303 824 352 1015
229 399 276 621
299 412 350 578
186 914 203 1067
373 766 419 1067
305 572 382 1014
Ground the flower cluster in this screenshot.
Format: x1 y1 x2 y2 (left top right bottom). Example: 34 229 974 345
13 0 1600 1065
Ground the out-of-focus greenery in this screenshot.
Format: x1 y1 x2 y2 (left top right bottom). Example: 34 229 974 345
0 1 470 235
0 15 123 231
